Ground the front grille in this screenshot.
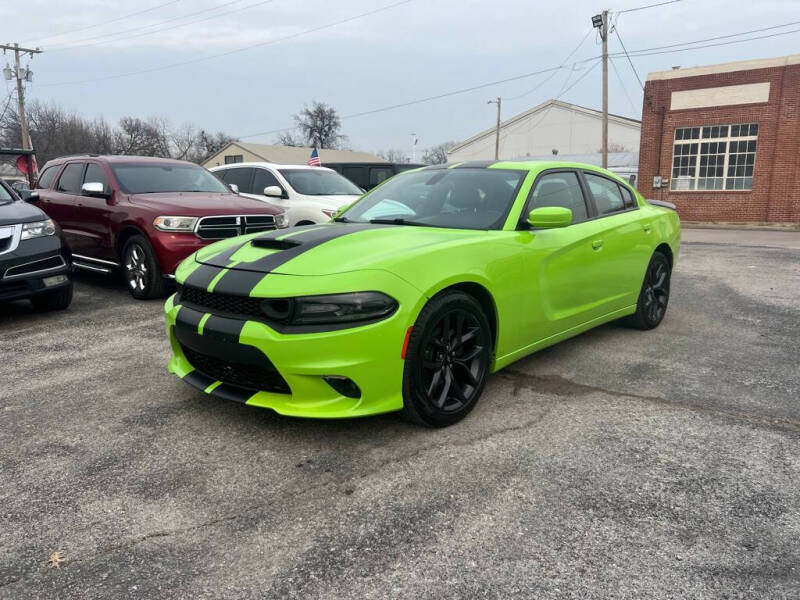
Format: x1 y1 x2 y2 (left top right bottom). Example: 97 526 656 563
181 344 291 394
179 285 264 320
195 215 276 239
4 255 66 279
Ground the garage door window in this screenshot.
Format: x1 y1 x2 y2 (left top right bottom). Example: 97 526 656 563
670 123 757 191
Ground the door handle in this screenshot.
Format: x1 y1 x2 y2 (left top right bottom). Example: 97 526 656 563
643 224 652 233
591 239 603 250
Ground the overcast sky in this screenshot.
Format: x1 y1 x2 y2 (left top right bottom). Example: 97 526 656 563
2 0 798 157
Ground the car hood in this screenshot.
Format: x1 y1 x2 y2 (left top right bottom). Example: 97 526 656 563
129 192 281 214
0 199 46 225
195 222 491 276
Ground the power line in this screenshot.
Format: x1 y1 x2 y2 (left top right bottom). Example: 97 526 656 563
617 19 800 56
40 0 414 87
237 58 602 139
620 26 800 58
613 28 644 89
609 57 638 114
22 0 183 44
617 0 681 14
504 27 594 101
48 0 252 51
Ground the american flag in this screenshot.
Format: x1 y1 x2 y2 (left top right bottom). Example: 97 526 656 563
307 147 321 167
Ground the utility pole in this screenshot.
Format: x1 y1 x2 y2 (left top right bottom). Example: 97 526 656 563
2 43 41 185
487 97 501 160
601 10 609 169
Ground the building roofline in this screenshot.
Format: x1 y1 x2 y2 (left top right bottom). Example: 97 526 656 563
647 54 800 81
447 99 641 154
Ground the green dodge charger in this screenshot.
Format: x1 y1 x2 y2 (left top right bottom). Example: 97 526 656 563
164 161 679 427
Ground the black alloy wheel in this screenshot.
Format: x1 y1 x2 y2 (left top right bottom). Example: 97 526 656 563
402 291 491 427
628 251 671 330
122 235 168 300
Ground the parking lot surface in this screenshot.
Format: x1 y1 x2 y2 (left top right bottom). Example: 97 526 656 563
1 229 799 599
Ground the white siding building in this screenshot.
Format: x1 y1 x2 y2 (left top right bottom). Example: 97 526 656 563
447 100 641 162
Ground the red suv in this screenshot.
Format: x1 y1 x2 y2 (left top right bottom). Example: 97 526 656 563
32 155 287 299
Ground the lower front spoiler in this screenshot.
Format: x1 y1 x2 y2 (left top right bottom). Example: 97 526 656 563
165 298 408 419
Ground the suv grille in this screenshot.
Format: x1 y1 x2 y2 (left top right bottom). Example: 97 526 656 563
179 285 264 320
180 344 291 394
195 215 276 239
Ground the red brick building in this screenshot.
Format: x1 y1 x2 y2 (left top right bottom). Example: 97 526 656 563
638 54 800 223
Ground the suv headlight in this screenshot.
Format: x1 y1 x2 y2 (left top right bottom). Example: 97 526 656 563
260 292 397 327
274 212 289 228
21 219 56 240
153 216 198 232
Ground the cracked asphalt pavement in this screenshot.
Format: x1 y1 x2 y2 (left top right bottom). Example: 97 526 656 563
1 228 799 599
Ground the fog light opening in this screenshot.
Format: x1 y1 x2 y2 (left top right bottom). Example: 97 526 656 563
323 376 361 399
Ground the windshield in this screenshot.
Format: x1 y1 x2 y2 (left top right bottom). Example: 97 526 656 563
110 164 230 194
341 168 524 230
278 169 362 196
0 183 14 205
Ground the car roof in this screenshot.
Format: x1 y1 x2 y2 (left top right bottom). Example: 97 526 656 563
210 162 335 172
419 159 626 176
44 155 199 167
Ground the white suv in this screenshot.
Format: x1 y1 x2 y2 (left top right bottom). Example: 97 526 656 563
211 163 363 226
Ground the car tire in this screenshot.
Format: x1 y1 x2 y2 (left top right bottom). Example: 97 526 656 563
401 291 492 427
296 220 316 226
122 235 168 300
626 250 671 330
29 282 73 311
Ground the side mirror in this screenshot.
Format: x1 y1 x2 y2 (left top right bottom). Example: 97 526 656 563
81 182 109 198
263 185 284 198
23 190 39 202
526 206 572 229
228 183 239 194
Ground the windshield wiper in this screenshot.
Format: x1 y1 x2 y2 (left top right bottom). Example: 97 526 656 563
368 218 433 227
333 216 350 222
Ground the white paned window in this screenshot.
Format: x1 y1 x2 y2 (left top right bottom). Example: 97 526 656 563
670 123 758 191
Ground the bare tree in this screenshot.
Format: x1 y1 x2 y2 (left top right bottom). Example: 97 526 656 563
275 130 304 147
0 99 236 165
421 141 456 165
115 116 170 157
378 149 410 163
293 101 346 149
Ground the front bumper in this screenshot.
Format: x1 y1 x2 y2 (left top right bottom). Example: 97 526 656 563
0 234 71 302
164 269 424 418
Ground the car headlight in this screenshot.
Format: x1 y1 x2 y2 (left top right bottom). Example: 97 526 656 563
21 219 56 240
274 212 289 228
153 216 198 232
260 292 398 326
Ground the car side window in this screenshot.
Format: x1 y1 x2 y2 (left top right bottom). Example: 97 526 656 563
528 172 588 223
584 173 626 215
36 166 58 190
221 168 253 194
83 163 110 195
619 184 635 209
252 169 281 195
56 163 85 194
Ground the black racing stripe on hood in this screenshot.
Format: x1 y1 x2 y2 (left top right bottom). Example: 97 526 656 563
211 269 268 296
183 263 225 290
206 223 385 295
